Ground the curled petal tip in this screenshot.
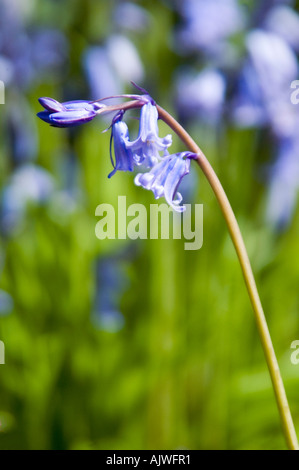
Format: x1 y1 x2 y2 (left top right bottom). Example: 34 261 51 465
38 97 66 112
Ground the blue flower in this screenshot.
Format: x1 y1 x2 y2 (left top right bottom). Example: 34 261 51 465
113 2 150 33
0 290 13 317
1 164 54 235
233 30 298 136
266 136 299 229
176 0 245 55
83 36 144 100
37 98 104 127
175 68 226 123
126 101 172 167
264 5 299 52
108 115 136 178
134 152 196 212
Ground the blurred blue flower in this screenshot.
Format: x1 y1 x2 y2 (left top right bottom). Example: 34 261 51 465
266 136 299 229
1 164 55 235
134 152 195 212
113 2 150 33
30 29 68 80
230 24 299 229
253 0 295 28
84 46 120 100
83 35 144 100
126 101 172 167
264 5 299 51
233 30 299 137
7 99 38 162
0 6 67 90
176 0 245 55
175 68 226 123
0 1 68 168
107 35 144 84
93 257 129 333
232 62 268 128
0 290 13 316
37 98 104 128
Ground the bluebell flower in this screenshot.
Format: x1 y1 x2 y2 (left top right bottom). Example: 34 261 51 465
108 115 136 178
266 136 299 229
1 164 54 235
84 46 121 101
36 87 198 213
31 29 68 79
37 98 104 127
8 98 38 163
233 30 298 137
0 290 13 316
264 5 299 51
92 256 129 333
83 36 144 101
176 0 245 55
175 68 226 123
134 152 196 212
113 2 150 33
126 101 172 167
106 35 144 85
0 1 68 90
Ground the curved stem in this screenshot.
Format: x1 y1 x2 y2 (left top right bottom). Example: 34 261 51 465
157 105 299 450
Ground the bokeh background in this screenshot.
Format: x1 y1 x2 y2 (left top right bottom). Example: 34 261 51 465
0 0 299 450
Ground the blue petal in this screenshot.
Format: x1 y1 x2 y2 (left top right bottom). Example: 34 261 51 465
38 97 66 112
163 157 191 212
139 101 159 142
134 153 193 212
126 102 172 166
37 111 52 124
109 120 135 178
50 109 97 127
63 100 98 111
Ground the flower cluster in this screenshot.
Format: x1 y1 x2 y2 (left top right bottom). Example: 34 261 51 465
37 90 196 212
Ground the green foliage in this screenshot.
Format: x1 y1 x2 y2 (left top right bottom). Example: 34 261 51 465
0 0 298 450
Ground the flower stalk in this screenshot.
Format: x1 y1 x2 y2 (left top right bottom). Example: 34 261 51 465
156 104 299 451
37 88 298 449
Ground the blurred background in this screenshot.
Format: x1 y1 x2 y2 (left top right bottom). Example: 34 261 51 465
0 0 299 450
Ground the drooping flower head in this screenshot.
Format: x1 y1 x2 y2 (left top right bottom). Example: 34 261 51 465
37 85 198 213
126 101 172 167
134 152 196 212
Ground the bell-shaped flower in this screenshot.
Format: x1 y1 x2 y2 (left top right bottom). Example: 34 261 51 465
126 101 172 167
37 97 104 127
134 152 196 212
108 116 136 178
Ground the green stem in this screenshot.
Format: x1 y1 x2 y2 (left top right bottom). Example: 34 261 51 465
157 105 299 450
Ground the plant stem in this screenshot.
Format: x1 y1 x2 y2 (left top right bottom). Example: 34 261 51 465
157 105 299 450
